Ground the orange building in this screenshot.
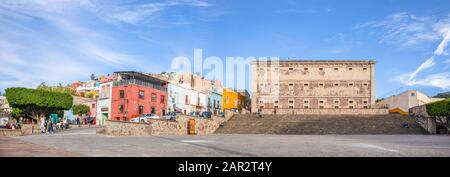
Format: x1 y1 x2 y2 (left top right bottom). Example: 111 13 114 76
222 88 249 111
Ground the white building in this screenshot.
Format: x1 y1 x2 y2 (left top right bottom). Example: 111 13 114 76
76 80 99 94
96 81 113 126
376 90 444 115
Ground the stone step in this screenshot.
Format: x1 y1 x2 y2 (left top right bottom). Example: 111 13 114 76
215 114 428 135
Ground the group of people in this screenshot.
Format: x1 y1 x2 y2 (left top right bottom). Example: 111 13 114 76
0 120 21 130
40 119 55 134
39 118 68 134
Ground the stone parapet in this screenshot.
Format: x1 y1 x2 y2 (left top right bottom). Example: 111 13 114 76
104 112 233 136
259 108 388 115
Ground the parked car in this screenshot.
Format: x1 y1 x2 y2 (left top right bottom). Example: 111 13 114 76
188 111 200 117
201 111 213 118
140 114 160 119
218 112 225 117
163 112 178 120
130 117 149 123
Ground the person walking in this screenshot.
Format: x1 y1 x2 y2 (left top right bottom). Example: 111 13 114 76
48 120 54 134
76 117 80 128
40 120 46 134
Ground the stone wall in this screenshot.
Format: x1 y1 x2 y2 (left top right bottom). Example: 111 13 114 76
410 105 436 134
0 129 22 136
259 108 388 115
104 110 235 136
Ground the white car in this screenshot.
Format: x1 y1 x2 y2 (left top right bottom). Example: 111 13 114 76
141 114 160 119
130 114 160 123
130 117 148 123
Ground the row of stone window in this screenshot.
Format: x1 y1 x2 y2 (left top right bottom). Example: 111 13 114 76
259 67 368 71
259 105 369 109
259 82 369 87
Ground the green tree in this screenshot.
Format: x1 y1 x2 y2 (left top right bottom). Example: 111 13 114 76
5 87 73 124
426 99 450 117
37 82 74 95
72 104 90 117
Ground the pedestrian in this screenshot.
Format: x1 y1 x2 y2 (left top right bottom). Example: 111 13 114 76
48 120 54 134
76 117 80 128
40 120 46 133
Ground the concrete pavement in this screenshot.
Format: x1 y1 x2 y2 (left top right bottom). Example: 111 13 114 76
1 128 449 157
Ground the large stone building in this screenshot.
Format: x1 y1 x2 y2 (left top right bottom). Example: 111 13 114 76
251 60 385 114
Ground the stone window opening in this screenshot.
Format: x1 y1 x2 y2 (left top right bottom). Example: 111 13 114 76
304 83 309 87
274 106 279 109
363 106 368 109
348 83 354 86
349 100 354 104
319 100 324 103
319 68 323 70
319 106 324 109
304 100 309 103
334 83 339 86
304 68 308 71
334 68 338 70
304 106 309 108
335 106 339 109
363 83 368 87
349 106 354 109
260 106 264 109
274 100 279 104
289 68 294 70
363 100 368 104
349 68 353 70
411 93 415 96
289 100 294 104
363 68 367 70
289 106 294 109
319 83 324 87
289 83 294 86
334 100 339 104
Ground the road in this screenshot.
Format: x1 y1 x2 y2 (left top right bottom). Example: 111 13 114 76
1 128 450 157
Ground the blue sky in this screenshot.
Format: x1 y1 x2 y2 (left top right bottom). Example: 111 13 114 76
1 0 450 98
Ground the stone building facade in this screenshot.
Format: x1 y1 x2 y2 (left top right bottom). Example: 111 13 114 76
251 60 379 114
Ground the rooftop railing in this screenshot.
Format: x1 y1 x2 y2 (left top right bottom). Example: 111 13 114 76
113 79 167 92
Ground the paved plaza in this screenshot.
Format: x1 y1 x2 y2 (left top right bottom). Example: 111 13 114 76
1 128 449 157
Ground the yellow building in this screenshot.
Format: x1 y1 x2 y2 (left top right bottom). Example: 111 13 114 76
222 88 246 111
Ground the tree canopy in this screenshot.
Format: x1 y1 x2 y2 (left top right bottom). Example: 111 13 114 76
426 99 450 117
72 104 90 116
5 87 73 123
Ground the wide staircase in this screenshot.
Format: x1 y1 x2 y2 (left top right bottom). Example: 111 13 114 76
215 114 428 134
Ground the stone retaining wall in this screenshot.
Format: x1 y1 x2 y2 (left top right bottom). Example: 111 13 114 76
260 108 389 115
410 105 436 134
104 110 236 136
0 129 22 136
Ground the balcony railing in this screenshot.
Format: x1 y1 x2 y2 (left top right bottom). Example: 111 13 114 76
114 79 167 92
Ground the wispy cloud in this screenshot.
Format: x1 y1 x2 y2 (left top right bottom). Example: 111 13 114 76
361 12 450 90
356 12 443 46
0 0 214 91
408 57 435 80
398 72 450 90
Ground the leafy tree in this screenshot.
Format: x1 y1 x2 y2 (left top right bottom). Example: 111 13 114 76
85 91 99 99
426 99 450 117
72 104 90 117
37 82 75 95
5 87 73 124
